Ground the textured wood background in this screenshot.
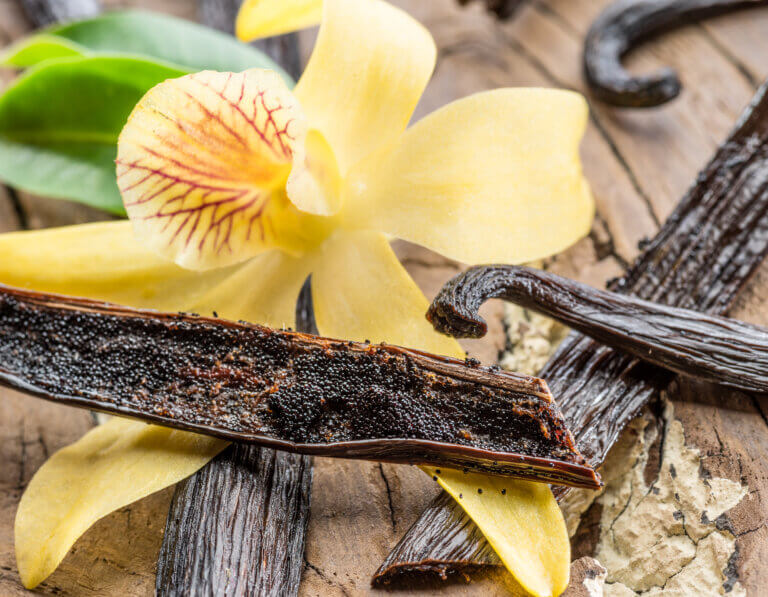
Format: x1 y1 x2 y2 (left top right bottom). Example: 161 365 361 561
1 0 768 595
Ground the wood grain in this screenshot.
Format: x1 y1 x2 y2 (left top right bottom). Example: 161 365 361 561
1 0 767 595
379 78 768 585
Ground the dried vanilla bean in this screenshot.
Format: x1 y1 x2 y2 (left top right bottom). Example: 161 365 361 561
0 284 599 489
429 265 768 394
158 7 308 595
375 80 768 584
584 0 768 107
157 279 314 596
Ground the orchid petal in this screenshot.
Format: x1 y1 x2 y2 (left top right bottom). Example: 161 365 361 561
0 221 233 309
118 69 311 270
286 127 343 216
424 468 570 597
5 227 313 587
190 249 313 329
236 0 323 41
311 232 571 596
294 0 436 178
15 418 228 589
311 230 463 357
347 88 594 265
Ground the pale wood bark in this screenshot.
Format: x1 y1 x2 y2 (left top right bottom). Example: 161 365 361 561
17 0 99 27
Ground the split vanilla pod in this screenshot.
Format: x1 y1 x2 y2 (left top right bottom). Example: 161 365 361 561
0 284 600 489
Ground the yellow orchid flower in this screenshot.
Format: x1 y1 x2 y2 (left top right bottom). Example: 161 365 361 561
4 0 593 594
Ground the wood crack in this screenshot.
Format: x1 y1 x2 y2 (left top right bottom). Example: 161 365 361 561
749 394 768 431
303 558 351 597
16 425 26 491
4 186 28 230
642 414 668 501
398 256 461 271
697 25 760 90
590 211 631 267
377 463 397 532
436 39 509 71
529 0 581 37
588 111 662 227
497 28 663 230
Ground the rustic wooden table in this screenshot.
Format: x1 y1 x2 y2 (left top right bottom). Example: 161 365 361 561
1 1 768 595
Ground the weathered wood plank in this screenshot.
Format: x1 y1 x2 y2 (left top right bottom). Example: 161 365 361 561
511 0 756 221
1 0 767 596
0 189 21 233
701 10 768 84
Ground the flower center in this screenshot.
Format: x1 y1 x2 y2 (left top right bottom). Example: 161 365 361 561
117 68 340 271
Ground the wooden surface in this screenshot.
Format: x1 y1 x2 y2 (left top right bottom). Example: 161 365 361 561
1 0 768 595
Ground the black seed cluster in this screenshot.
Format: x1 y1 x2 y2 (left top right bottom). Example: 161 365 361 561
0 290 593 484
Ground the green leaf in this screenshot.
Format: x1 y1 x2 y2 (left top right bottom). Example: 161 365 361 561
0 56 187 214
0 11 295 214
1 35 85 68
1 10 288 80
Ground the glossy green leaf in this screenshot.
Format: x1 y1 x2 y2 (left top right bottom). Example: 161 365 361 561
0 56 186 214
1 10 288 79
0 35 84 68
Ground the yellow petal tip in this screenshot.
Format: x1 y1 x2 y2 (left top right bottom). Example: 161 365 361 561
424 467 570 597
235 0 323 42
14 419 227 587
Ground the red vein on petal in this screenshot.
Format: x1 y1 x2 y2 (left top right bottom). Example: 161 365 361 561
145 195 259 220
117 171 154 193
137 146 229 182
191 74 292 162
237 76 246 105
259 91 292 158
152 109 250 158
118 71 303 263
178 89 251 152
116 160 241 194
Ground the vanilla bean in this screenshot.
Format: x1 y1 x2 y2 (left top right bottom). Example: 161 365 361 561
375 80 768 584
584 0 768 108
156 280 315 597
429 265 768 394
0 283 598 488
157 6 308 595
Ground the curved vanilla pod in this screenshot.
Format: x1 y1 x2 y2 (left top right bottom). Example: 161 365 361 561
430 265 768 394
375 81 768 585
584 0 768 108
0 284 599 489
